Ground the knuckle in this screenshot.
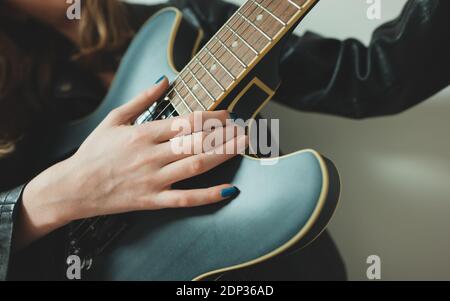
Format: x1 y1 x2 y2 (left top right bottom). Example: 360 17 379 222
190 157 204 174
149 125 164 141
219 110 229 120
138 194 157 210
108 108 123 121
176 195 191 207
138 152 156 166
129 128 147 144
136 197 150 210
208 189 218 201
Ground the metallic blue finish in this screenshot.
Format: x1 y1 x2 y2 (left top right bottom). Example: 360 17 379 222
228 112 238 121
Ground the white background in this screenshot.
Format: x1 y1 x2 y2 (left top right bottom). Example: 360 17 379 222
126 0 450 280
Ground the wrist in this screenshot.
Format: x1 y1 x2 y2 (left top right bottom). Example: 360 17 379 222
21 158 80 235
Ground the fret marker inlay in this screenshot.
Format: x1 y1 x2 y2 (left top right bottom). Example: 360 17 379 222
232 41 239 48
237 12 272 42
204 47 236 80
256 14 263 22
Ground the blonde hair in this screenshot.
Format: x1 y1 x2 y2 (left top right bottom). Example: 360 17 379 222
77 0 134 68
0 0 134 157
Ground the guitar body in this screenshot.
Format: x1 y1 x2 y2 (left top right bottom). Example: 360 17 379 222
49 6 340 280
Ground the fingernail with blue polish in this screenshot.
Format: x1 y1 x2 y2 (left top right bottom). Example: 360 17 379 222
155 76 166 84
221 186 240 198
229 112 238 121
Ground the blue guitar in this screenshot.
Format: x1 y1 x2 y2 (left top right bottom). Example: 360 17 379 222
49 0 340 280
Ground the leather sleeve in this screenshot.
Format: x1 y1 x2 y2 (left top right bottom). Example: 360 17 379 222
173 0 450 119
276 0 450 118
0 185 24 281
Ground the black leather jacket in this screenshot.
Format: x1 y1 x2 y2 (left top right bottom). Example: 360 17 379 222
1 0 449 280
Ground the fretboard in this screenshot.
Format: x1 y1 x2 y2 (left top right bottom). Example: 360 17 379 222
154 0 316 119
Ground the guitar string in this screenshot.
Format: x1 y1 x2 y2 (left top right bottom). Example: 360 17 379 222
151 0 301 121
162 0 283 119
150 1 261 120
151 0 282 120
166 0 280 117
163 0 294 119
69 0 293 244
168 0 292 116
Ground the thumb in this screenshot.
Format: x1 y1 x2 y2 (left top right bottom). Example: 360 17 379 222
108 76 169 125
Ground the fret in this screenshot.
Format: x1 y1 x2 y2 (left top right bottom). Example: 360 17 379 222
173 87 192 113
186 61 224 100
240 1 284 40
228 15 269 54
217 29 257 67
173 81 203 112
288 0 302 9
179 71 215 109
214 36 247 68
207 38 245 80
194 57 226 92
250 0 286 27
206 41 245 78
291 0 310 9
204 47 236 80
236 11 272 42
224 24 259 55
197 51 235 91
169 94 190 116
186 67 216 103
258 0 302 24
179 76 207 110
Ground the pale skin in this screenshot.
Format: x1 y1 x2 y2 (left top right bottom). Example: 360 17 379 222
9 1 247 249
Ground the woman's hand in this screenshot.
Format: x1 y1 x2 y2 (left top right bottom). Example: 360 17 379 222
16 77 247 249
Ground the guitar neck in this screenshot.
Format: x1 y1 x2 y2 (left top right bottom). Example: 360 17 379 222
137 0 318 122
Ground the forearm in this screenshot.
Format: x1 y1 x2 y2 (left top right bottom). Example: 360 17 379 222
13 159 77 250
